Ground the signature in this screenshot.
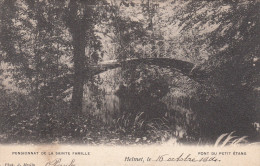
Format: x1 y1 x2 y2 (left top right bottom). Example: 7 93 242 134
45 158 76 166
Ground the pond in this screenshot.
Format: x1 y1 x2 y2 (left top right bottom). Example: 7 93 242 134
82 66 259 144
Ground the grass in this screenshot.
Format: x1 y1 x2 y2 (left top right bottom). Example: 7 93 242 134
112 112 176 144
214 132 248 147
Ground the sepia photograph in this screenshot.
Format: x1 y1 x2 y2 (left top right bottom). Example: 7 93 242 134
0 0 259 165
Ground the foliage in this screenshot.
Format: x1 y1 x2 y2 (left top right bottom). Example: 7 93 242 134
0 0 259 144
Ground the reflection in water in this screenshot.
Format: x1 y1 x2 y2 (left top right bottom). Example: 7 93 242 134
82 67 259 143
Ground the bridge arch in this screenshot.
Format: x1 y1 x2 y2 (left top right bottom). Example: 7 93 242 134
89 58 205 82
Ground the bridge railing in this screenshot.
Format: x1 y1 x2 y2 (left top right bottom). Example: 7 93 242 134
108 41 174 60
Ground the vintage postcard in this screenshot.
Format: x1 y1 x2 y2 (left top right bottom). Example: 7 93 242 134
0 0 259 165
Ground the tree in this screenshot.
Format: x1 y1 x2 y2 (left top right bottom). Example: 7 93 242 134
174 0 260 138
0 0 72 110
64 0 104 114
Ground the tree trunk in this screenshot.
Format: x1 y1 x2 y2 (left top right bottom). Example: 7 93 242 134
67 0 93 114
71 23 86 114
